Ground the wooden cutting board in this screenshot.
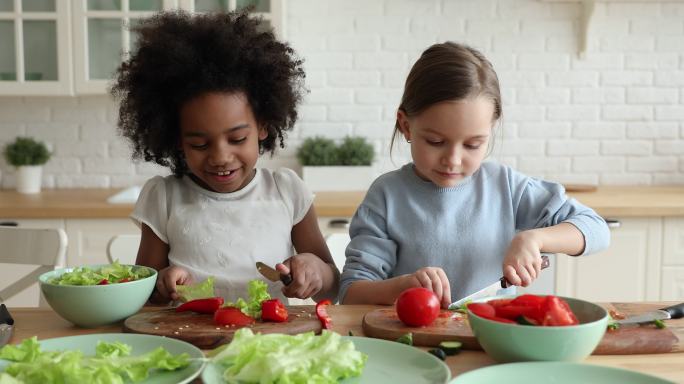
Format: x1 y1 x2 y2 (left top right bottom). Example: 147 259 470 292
362 302 684 355
123 305 322 349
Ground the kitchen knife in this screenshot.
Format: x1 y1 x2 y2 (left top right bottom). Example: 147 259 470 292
448 254 551 309
616 302 684 325
0 303 14 347
256 262 293 285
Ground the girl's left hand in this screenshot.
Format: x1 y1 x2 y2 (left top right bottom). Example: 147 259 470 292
276 253 329 299
502 231 544 287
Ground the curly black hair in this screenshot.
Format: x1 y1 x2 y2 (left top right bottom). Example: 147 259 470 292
111 10 306 177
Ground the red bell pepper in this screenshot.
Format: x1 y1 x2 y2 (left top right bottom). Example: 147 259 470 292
541 296 579 326
315 299 332 329
467 303 496 318
468 302 517 324
261 298 288 322
484 294 579 326
214 307 255 327
97 279 109 285
495 304 544 322
487 298 513 308
176 297 224 314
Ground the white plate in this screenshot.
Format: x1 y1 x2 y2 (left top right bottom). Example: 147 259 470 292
0 333 205 384
202 335 451 383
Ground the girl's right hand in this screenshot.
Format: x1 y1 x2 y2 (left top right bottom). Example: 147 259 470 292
405 267 452 308
154 265 193 302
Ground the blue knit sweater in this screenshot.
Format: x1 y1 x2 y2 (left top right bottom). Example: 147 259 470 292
339 162 610 303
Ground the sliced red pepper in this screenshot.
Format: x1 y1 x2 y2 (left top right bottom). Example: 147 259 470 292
176 297 224 314
467 303 496 319
541 296 579 326
214 307 255 327
261 298 288 322
510 294 546 307
97 279 109 285
119 278 131 283
487 298 513 308
495 305 544 322
315 299 332 329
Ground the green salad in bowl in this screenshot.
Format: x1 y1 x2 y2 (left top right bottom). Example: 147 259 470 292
39 262 157 327
48 261 154 286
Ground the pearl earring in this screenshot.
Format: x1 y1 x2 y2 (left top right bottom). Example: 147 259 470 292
406 139 411 143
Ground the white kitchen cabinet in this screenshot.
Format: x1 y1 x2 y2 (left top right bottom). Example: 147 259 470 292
1 0 284 96
318 217 351 272
0 218 64 307
74 0 284 94
64 218 138 267
555 217 664 302
0 0 72 95
661 218 684 300
72 0 177 94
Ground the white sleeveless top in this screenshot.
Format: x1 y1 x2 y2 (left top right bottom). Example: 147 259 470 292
131 168 313 302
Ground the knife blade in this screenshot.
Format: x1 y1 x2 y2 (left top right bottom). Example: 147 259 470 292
256 262 292 285
448 254 551 309
616 302 684 325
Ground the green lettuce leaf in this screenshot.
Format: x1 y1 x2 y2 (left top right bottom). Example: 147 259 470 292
0 372 23 384
48 261 153 285
0 339 190 384
0 337 40 363
176 276 216 303
210 328 366 383
225 280 270 318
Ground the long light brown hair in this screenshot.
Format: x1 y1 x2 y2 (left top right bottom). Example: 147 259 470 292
391 42 502 154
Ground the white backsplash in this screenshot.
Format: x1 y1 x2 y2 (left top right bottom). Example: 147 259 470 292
1 0 683 189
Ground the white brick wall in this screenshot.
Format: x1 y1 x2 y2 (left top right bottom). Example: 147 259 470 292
1 0 683 188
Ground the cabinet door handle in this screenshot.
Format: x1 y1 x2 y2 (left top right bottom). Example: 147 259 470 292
604 219 621 229
0 221 18 227
328 219 350 229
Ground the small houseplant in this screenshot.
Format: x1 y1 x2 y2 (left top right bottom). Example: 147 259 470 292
3 136 51 194
297 136 375 191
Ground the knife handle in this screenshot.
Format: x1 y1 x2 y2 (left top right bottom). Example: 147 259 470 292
280 274 293 286
500 255 550 288
661 302 684 319
0 304 14 326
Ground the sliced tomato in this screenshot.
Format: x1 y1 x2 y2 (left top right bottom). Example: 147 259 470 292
213 307 255 327
467 303 496 319
541 296 579 326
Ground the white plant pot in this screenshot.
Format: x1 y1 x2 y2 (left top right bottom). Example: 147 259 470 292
302 166 375 192
16 165 43 194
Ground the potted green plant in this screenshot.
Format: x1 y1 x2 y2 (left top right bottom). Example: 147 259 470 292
296 136 375 191
3 136 51 194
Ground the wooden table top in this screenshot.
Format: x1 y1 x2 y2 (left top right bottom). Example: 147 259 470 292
5 304 684 383
1 186 684 218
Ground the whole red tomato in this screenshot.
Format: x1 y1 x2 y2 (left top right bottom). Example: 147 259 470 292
396 287 440 327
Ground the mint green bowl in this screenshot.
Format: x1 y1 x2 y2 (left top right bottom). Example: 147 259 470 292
467 295 608 363
39 265 156 328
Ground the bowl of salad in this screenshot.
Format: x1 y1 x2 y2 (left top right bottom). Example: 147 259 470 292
466 294 608 363
39 262 156 327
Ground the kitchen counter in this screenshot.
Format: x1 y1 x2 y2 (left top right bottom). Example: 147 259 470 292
0 186 683 218
6 304 684 383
